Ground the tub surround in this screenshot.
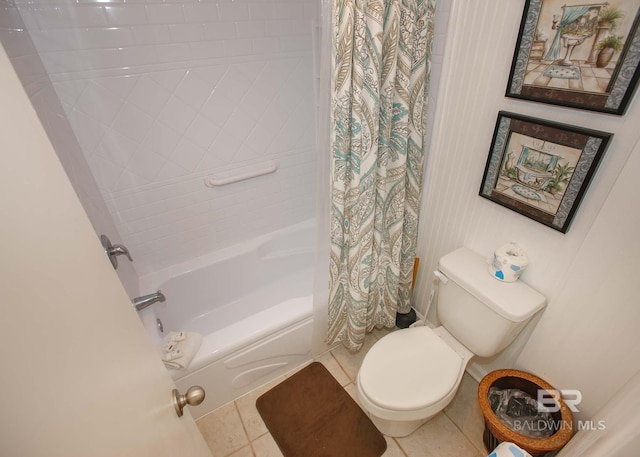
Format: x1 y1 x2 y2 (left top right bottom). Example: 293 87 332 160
0 0 140 296
12 0 320 276
139 221 315 417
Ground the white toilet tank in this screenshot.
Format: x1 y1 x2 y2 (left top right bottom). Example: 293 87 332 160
436 247 546 358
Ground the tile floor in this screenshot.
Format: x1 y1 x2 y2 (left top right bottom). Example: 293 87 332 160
196 328 489 457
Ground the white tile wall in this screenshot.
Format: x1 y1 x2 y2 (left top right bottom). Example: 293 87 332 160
14 0 320 276
0 0 140 296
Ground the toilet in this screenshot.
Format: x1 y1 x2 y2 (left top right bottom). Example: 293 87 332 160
356 247 546 437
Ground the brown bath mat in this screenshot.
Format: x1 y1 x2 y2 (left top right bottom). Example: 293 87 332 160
256 362 387 457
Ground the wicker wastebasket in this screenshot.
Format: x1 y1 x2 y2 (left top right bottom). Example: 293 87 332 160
478 369 574 457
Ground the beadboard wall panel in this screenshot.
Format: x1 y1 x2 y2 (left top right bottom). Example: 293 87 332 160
413 0 640 376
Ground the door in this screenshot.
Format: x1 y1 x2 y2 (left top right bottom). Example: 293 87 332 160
0 47 211 457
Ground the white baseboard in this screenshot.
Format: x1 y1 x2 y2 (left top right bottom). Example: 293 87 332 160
465 362 489 384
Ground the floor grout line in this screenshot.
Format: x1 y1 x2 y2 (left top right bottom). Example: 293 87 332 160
328 349 352 383
444 408 486 456
393 436 410 457
247 440 257 457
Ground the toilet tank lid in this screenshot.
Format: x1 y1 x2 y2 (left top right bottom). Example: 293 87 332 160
438 247 546 322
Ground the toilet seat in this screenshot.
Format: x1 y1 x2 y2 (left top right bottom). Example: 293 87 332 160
359 327 463 411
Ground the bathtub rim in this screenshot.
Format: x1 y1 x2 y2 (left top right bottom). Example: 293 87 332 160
139 218 315 293
165 294 313 380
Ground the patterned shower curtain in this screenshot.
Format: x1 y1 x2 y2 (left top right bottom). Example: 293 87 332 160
327 0 436 352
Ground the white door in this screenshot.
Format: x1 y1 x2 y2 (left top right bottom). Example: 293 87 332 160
0 47 212 457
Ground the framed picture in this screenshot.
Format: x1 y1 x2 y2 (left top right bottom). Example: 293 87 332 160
479 111 612 233
506 0 640 115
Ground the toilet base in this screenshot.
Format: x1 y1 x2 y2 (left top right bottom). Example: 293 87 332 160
366 410 437 437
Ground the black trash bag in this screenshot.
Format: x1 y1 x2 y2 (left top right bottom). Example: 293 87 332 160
488 387 556 438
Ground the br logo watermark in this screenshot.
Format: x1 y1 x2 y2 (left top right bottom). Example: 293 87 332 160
537 389 582 413
512 389 606 433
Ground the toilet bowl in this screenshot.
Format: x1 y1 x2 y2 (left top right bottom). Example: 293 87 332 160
356 326 473 437
356 247 546 437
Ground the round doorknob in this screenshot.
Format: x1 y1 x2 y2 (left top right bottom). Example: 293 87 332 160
172 386 205 417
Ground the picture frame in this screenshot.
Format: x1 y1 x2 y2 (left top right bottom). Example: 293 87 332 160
479 111 612 233
506 0 640 115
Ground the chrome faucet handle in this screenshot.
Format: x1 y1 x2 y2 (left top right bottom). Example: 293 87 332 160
110 244 133 262
100 235 133 269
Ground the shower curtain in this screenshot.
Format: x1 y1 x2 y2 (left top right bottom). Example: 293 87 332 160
327 0 436 351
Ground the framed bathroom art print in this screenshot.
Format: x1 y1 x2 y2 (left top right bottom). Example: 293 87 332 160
506 0 640 115
479 111 612 233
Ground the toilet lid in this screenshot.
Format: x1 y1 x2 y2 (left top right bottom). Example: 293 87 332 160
359 327 463 411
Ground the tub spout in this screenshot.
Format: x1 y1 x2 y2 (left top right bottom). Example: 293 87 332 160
133 290 166 311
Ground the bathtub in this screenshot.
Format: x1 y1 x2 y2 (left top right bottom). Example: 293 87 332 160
138 219 315 418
